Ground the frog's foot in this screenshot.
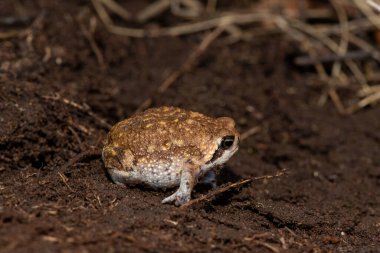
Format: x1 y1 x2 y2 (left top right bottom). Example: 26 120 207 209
161 189 191 206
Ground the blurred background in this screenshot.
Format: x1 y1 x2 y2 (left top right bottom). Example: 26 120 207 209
1 0 379 252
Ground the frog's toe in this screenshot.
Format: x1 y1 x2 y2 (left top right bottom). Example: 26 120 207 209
161 193 176 204
162 190 190 206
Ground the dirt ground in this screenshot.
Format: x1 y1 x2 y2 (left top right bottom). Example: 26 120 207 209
1 1 380 252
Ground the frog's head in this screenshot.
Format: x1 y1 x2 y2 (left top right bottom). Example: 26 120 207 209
203 117 240 169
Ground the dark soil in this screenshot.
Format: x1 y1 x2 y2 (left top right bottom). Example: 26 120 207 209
1 1 379 252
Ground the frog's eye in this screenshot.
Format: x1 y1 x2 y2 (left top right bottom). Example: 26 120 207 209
221 136 235 149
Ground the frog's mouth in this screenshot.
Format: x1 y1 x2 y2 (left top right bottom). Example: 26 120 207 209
231 146 239 153
213 145 239 166
208 148 224 164
200 143 239 174
227 146 239 160
208 138 239 163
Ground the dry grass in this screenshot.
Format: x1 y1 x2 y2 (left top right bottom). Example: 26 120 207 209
91 0 380 114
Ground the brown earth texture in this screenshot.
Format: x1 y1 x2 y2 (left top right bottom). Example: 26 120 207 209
1 1 380 252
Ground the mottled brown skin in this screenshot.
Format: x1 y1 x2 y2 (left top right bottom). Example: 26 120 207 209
103 106 240 206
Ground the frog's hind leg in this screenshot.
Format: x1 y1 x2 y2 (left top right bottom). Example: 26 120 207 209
102 146 134 186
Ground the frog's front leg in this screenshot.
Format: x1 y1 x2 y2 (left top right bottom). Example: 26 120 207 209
162 166 199 206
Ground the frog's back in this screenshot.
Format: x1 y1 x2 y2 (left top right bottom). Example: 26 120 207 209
107 107 219 158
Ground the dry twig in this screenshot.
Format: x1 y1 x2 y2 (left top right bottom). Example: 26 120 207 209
136 26 224 112
67 126 85 151
100 0 131 21
68 118 94 135
368 0 380 12
78 17 106 70
0 30 25 40
280 16 372 113
92 0 271 38
290 18 367 88
136 0 170 23
180 169 287 209
240 126 261 141
254 241 281 253
347 90 380 113
328 89 346 114
294 50 371 65
355 0 380 28
170 0 204 18
90 0 380 114
42 93 111 129
358 85 380 96
60 149 102 172
330 0 349 81
58 171 74 192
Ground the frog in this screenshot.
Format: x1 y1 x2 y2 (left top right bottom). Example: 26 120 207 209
102 106 240 206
